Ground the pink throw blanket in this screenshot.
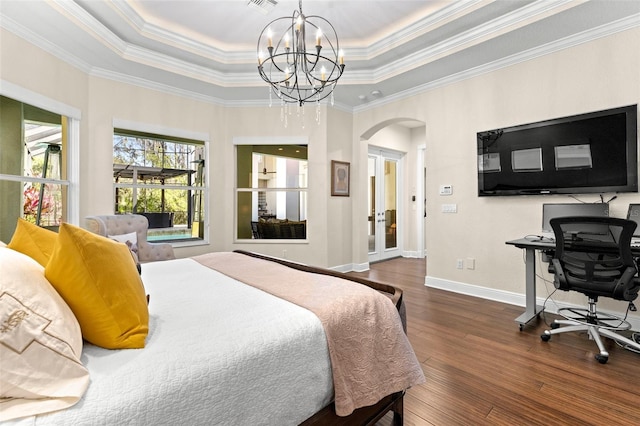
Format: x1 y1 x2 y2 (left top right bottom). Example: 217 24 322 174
193 252 425 416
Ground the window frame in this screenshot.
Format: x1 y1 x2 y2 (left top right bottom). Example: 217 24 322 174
233 136 309 243
0 83 80 232
112 120 210 247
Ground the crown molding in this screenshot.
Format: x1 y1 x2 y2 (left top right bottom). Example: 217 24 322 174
354 0 581 82
49 0 128 56
353 13 640 114
107 0 247 63
0 14 93 74
2 3 638 113
90 67 226 106
42 0 592 91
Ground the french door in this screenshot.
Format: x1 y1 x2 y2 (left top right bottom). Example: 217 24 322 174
368 148 403 263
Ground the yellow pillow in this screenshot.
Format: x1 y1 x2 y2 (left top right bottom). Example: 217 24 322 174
7 218 57 267
44 223 149 349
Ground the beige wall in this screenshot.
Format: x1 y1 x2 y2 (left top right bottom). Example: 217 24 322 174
353 27 640 314
0 28 351 268
2 25 639 316
326 107 354 268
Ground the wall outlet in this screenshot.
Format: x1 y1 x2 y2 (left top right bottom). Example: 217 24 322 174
456 259 464 269
466 257 475 270
442 204 458 213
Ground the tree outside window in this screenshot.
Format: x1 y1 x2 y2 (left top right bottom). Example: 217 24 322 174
113 129 206 242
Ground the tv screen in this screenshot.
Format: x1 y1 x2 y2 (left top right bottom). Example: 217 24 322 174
477 105 638 196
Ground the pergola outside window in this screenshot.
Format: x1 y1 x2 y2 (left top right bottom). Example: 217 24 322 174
113 129 206 242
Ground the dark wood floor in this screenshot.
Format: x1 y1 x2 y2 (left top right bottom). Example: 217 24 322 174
348 257 640 426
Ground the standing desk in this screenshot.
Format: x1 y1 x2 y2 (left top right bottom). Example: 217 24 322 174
505 238 555 330
506 237 640 330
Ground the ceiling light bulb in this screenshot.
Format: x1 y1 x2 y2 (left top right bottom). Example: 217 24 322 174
266 28 273 48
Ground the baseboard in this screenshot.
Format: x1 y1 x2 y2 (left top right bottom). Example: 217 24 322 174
330 262 369 273
402 250 424 258
425 275 640 331
331 253 424 272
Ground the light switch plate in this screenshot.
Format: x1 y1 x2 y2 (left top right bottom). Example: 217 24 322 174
439 184 453 195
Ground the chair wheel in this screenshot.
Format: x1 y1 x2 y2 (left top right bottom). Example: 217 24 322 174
551 322 560 329
595 354 608 364
541 333 551 342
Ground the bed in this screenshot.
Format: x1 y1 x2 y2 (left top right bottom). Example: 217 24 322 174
1 221 425 425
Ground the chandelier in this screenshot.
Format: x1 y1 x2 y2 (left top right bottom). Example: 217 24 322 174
257 0 345 107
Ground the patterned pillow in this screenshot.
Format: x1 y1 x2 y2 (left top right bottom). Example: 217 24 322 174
0 246 89 421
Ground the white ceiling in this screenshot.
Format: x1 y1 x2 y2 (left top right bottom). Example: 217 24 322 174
1 0 639 110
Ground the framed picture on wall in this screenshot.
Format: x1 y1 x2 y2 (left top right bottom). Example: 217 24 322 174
331 160 350 196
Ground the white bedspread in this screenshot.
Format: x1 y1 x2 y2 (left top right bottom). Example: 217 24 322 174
16 258 333 425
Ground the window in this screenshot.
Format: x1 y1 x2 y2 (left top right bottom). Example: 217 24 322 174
113 129 206 243
236 144 307 240
0 95 71 241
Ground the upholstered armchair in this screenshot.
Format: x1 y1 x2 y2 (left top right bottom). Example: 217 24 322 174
85 214 175 263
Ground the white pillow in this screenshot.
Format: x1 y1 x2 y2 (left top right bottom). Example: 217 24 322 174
107 231 138 253
0 247 89 421
108 232 139 266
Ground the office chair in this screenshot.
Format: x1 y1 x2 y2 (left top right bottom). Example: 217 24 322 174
541 216 640 363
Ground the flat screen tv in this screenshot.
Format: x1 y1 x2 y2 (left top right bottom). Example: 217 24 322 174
477 105 638 196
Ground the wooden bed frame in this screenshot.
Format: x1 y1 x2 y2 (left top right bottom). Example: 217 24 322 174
234 250 405 426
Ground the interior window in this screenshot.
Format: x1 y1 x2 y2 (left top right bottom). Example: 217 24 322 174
0 96 68 241
236 145 307 240
113 129 206 243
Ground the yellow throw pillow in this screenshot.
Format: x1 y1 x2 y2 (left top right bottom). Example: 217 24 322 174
7 218 57 267
44 223 149 349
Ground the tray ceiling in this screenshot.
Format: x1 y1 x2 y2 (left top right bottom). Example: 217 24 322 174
1 0 639 110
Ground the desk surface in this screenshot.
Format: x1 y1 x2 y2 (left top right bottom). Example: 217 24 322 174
506 238 555 250
506 237 640 255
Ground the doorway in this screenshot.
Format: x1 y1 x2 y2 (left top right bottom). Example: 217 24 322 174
368 148 403 263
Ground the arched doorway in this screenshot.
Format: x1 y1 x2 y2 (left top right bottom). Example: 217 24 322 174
360 118 426 264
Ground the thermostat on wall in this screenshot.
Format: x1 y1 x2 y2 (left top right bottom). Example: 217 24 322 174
439 184 453 195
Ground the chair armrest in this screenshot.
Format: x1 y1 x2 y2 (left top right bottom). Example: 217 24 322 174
138 242 176 263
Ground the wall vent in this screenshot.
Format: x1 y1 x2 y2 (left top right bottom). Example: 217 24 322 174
247 0 278 14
